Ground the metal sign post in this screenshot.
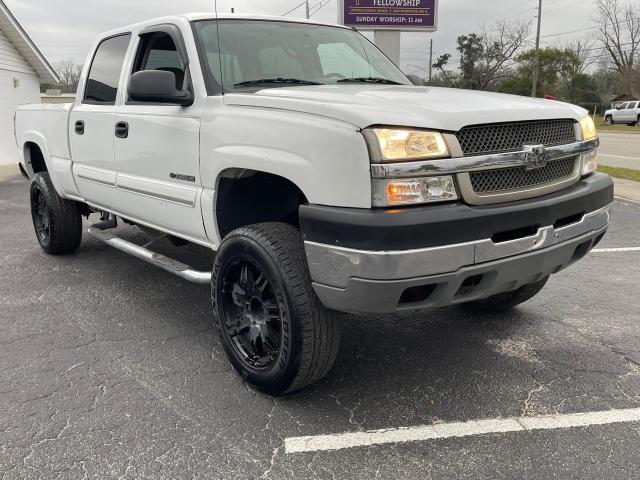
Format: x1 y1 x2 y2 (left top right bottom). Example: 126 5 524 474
338 0 438 66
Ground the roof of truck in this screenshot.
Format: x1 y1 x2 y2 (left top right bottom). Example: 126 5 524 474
99 13 350 38
186 13 349 28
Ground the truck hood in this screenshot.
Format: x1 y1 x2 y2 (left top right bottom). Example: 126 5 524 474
223 85 587 131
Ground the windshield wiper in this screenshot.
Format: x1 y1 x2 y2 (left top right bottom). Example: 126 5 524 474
233 78 321 88
337 77 402 85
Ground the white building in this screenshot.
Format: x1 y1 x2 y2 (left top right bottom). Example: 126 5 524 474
0 0 59 165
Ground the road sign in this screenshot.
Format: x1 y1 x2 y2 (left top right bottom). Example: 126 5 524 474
338 0 438 31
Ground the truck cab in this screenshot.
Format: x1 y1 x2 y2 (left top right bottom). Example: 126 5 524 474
14 14 614 395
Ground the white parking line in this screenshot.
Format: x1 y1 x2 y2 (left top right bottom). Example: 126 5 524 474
285 408 640 454
592 247 640 253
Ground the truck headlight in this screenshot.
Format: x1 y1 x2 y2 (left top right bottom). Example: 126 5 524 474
580 115 597 141
372 176 458 207
364 128 449 162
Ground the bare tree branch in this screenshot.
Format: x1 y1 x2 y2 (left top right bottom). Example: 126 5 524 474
595 0 640 95
55 59 82 94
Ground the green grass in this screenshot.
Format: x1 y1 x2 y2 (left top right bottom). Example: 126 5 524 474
598 164 640 182
594 115 640 134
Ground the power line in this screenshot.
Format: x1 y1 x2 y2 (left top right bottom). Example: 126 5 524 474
309 0 331 17
282 0 308 16
540 15 640 38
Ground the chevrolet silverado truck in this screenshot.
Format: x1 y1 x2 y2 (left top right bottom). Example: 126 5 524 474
14 14 613 395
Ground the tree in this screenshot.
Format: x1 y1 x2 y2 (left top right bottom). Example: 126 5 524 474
431 53 457 86
55 59 82 93
455 21 530 90
595 0 640 96
513 48 582 97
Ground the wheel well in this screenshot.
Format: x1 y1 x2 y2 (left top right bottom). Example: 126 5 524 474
24 142 47 174
216 170 308 239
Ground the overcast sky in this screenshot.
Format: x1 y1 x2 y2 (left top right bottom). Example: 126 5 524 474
4 0 628 76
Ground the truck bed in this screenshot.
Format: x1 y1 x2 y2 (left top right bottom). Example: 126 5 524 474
15 103 73 163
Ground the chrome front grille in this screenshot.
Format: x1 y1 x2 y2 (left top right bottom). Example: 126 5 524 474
469 157 578 194
456 119 577 156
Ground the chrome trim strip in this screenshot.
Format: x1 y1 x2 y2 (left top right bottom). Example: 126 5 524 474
304 204 611 289
456 156 582 205
371 138 599 179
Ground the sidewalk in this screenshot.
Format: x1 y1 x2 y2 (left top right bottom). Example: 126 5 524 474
0 164 19 182
613 177 640 203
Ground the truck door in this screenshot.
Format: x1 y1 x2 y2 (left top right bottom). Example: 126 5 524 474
626 101 639 123
70 34 131 208
613 102 628 123
113 25 207 243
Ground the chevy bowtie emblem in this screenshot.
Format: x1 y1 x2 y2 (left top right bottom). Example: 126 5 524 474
523 145 549 170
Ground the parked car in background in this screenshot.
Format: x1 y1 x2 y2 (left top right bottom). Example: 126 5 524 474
14 14 613 396
604 100 640 126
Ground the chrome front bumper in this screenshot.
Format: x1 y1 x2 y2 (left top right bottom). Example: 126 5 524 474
304 204 611 314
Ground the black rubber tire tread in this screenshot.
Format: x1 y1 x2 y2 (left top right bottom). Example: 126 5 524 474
211 222 340 395
30 172 83 255
463 276 550 312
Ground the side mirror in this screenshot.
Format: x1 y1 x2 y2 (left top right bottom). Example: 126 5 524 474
406 74 426 86
128 70 193 106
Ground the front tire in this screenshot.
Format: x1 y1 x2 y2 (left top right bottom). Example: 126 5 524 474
211 222 340 396
604 116 613 125
30 172 83 255
462 276 549 312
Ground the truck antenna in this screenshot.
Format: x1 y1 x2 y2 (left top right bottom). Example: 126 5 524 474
213 0 224 95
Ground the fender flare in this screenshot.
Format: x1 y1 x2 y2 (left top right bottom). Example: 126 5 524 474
21 131 65 196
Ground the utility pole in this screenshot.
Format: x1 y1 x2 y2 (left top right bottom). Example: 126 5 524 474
428 38 433 85
532 0 542 97
305 0 310 19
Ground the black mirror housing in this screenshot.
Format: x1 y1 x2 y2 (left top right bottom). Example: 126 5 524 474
128 70 193 106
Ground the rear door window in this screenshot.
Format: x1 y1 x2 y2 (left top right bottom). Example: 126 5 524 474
84 34 131 104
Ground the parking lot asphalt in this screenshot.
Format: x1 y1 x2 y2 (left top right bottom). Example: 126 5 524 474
1 177 640 479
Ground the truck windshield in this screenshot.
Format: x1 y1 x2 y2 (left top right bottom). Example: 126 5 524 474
193 19 411 93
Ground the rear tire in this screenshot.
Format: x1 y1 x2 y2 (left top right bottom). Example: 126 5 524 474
211 222 340 396
462 276 549 312
30 172 83 255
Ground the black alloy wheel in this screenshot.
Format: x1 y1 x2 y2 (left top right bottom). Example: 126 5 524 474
29 172 83 255
211 223 340 396
219 257 284 371
31 185 50 244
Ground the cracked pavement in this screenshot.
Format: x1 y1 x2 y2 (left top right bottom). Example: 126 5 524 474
1 177 640 479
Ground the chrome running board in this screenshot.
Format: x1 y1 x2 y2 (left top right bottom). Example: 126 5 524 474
87 224 211 285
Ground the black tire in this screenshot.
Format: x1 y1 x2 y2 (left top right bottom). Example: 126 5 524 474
462 276 550 312
604 116 613 125
30 172 83 255
211 222 340 396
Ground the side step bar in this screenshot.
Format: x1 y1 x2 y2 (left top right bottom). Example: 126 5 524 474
87 225 212 285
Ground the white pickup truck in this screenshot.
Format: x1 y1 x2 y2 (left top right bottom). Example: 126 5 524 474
15 14 613 395
604 100 640 126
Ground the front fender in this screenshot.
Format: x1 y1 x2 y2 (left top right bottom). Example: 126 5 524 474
199 99 373 209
